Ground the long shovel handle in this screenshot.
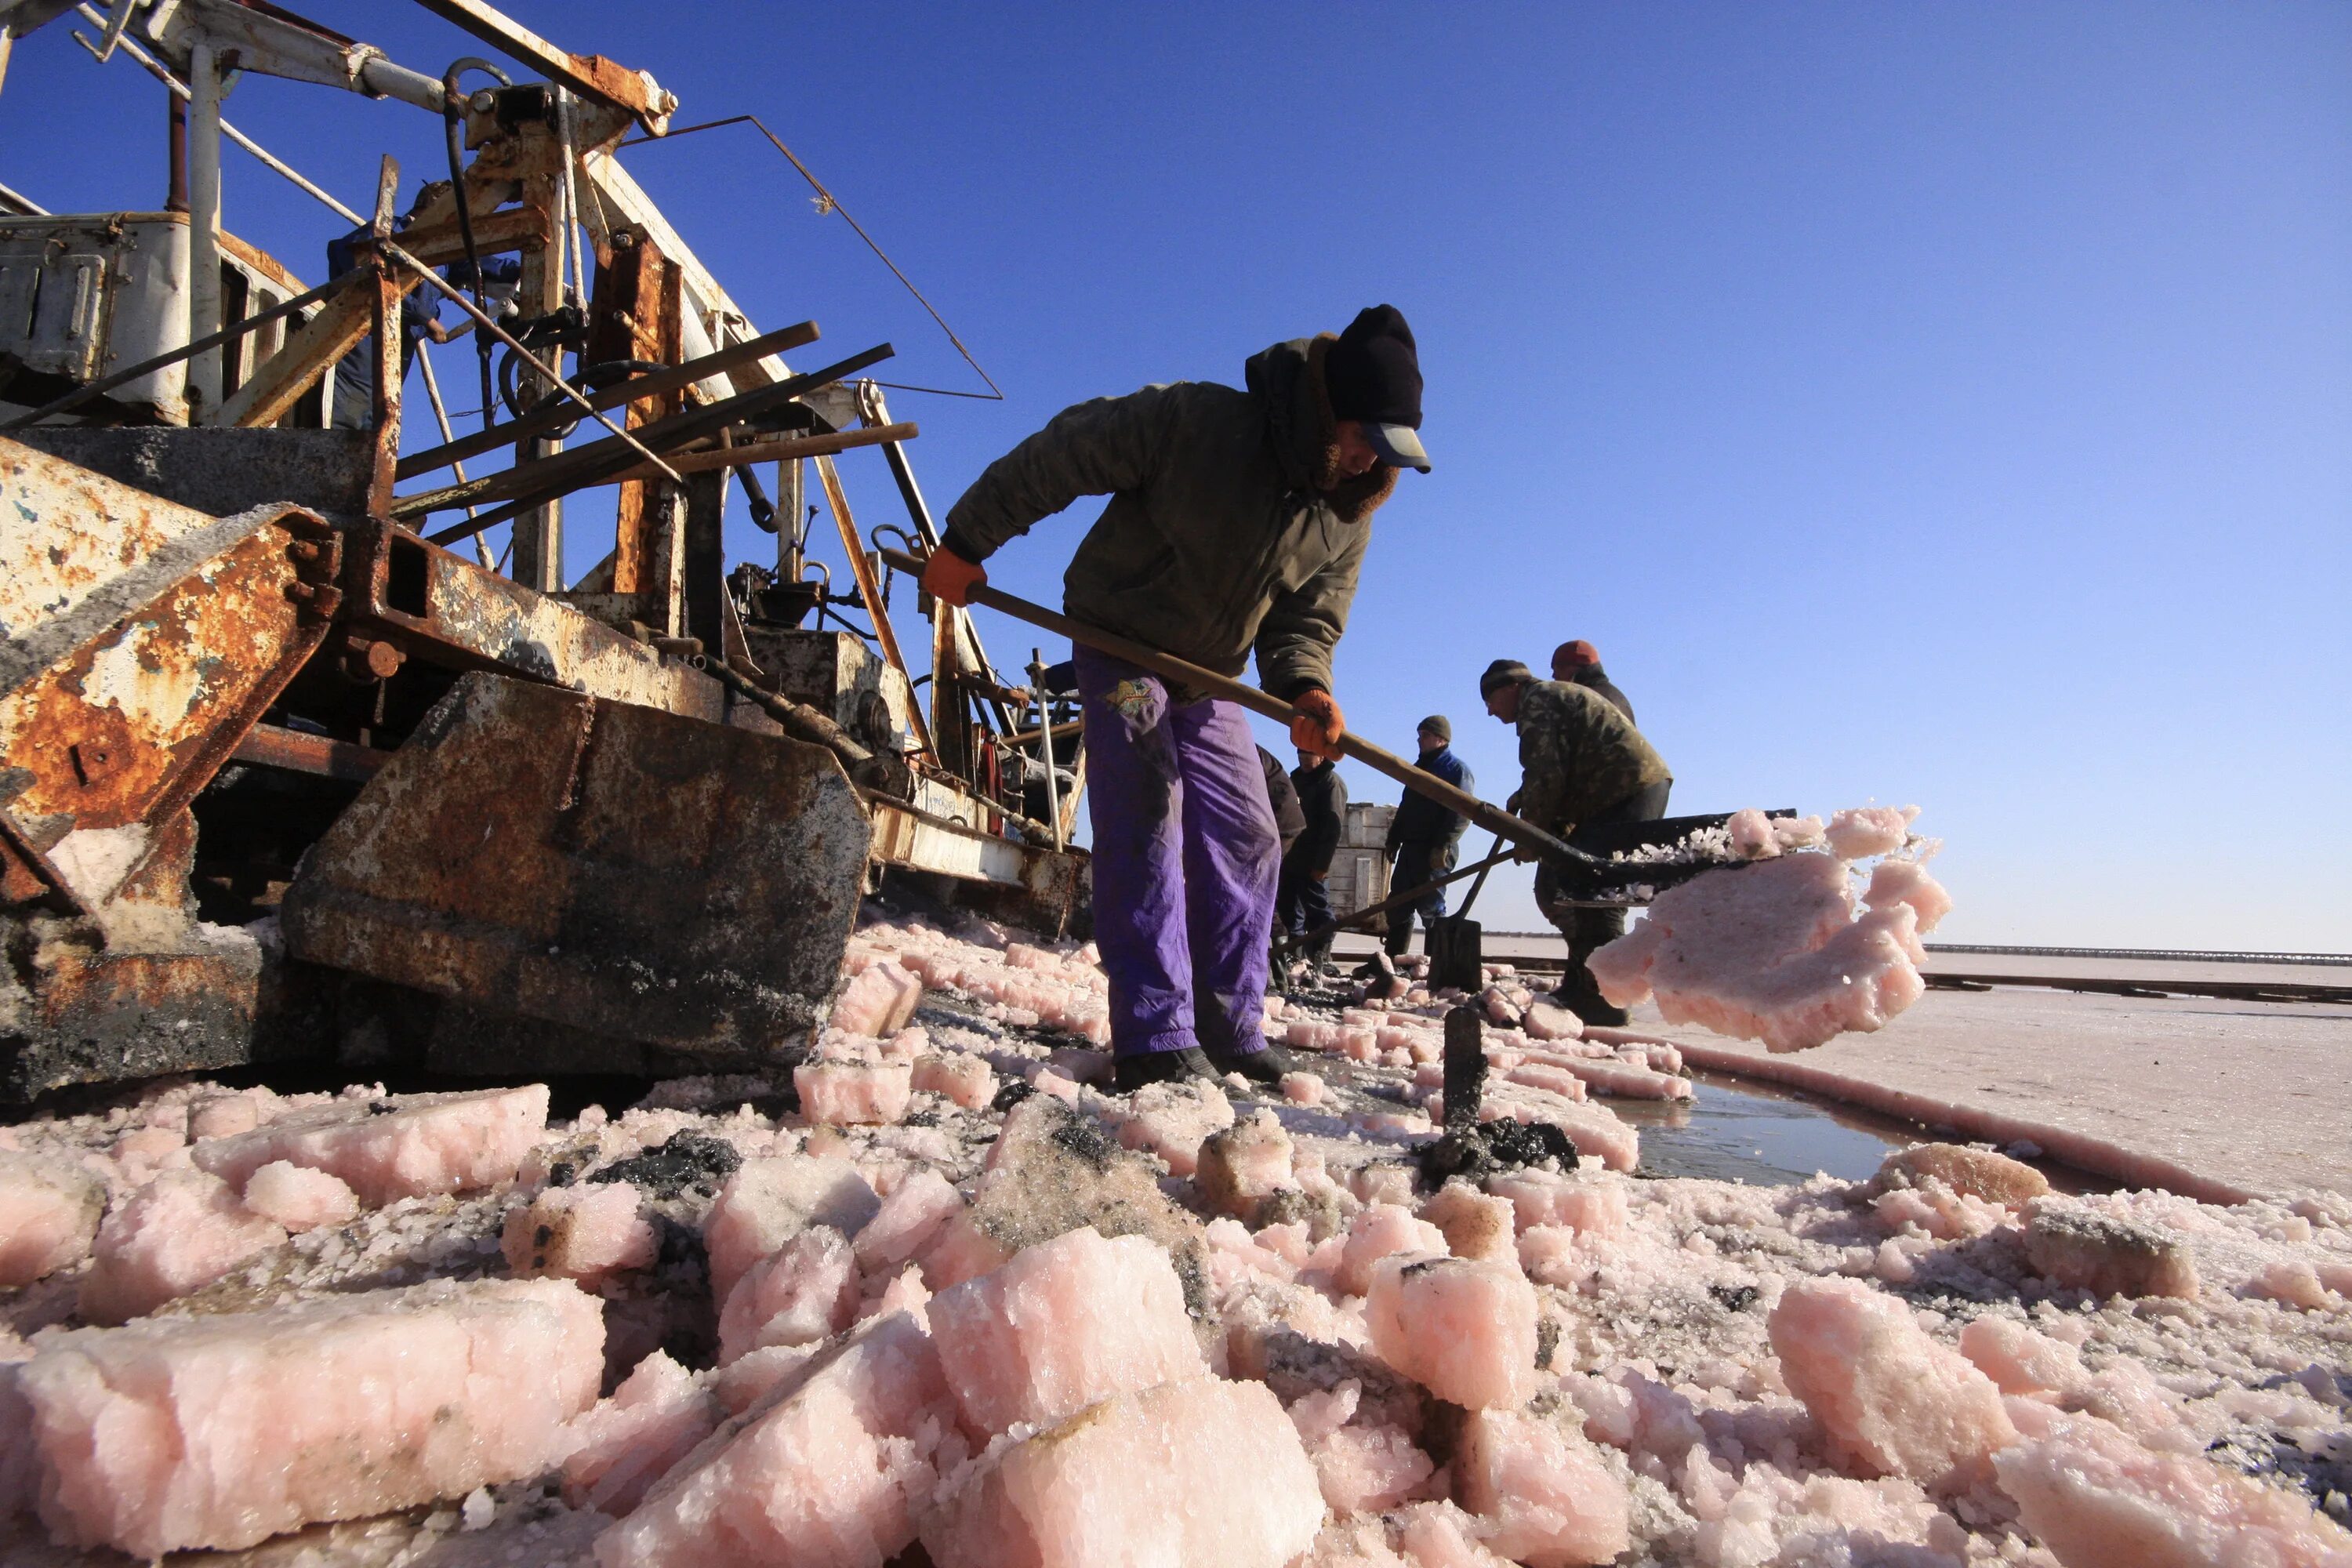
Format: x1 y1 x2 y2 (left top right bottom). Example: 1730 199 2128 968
878 546 1595 870
1285 844 1517 952
1452 832 1507 919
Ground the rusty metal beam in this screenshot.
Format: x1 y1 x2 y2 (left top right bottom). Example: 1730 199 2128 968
230 724 391 783
603 422 914 484
216 273 398 429
815 452 933 761
364 201 549 270
411 1 677 134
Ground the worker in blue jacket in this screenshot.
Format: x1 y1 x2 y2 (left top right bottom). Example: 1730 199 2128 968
1381 715 1472 958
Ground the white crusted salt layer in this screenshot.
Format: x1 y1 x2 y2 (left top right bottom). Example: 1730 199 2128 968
12 1277 602 1556
1588 816 1950 1051
191 1083 551 1206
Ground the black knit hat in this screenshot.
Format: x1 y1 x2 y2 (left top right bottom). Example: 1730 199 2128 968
1325 304 1428 472
1479 659 1535 698
1417 715 1451 744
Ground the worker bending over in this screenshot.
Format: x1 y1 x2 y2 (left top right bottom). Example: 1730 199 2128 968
924 307 1430 1089
1480 659 1671 1025
1382 716 1472 960
1279 748 1348 973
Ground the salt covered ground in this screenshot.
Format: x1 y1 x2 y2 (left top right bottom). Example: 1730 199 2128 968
0 908 2344 1568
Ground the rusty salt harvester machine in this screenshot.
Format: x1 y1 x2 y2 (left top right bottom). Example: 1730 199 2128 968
0 0 1088 1100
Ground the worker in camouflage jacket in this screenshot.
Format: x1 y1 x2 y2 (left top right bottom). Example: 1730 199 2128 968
923 307 1430 1091
1481 659 1672 1025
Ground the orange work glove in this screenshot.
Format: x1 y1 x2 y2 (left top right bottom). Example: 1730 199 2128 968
1289 688 1345 762
920 546 986 608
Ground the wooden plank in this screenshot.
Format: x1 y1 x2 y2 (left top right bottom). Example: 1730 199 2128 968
218 275 407 430
817 455 933 760
394 320 818 479
372 203 550 270
410 0 673 130
601 423 914 484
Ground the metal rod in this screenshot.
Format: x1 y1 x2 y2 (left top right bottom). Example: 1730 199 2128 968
413 339 488 565
818 456 935 760
1453 832 1506 919
1 267 365 430
1029 648 1064 851
601 422 913 484
185 38 222 415
876 545 1593 869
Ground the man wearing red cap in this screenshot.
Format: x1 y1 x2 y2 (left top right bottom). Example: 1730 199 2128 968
922 307 1429 1090
1551 639 1635 723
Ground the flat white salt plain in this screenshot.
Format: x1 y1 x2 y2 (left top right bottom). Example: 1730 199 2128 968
0 910 2341 1567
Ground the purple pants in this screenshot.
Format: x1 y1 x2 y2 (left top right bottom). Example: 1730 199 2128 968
1076 646 1279 1058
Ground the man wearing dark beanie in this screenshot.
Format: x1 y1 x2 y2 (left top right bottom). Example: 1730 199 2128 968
921 307 1429 1091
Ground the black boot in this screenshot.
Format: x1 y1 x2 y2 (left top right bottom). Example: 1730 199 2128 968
1112 1047 1221 1093
1206 1040 1308 1084
1551 964 1628 1029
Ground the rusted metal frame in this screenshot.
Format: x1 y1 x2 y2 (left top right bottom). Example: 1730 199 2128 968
1002 718 1084 746
412 343 895 548
362 157 404 517
681 468 727 655
604 423 915 484
600 226 684 598
410 0 676 135
930 571 959 775
866 400 1012 735
412 336 488 564
0 267 364 431
509 171 567 593
230 723 391 783
394 319 818 479
0 806 89 916
214 274 390 429
361 201 550 270
815 454 933 761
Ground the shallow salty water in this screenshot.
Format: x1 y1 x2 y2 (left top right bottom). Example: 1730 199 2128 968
1617 1072 2110 1192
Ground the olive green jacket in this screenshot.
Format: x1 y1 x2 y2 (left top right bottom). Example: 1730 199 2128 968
939 336 1398 698
1515 679 1673 833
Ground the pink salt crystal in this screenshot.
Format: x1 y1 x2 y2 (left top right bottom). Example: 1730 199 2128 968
909 1050 996 1109
1520 1055 1691 1102
186 1091 265 1142
1396 1501 1515 1567
1030 1067 1080 1103
1726 807 1781 858
1515 1226 1592 1289
598 1312 956 1568
1501 1061 1590 1102
795 1060 914 1126
2247 1259 2335 1311
927 1225 1204 1437
862 1262 932 1327
921 1375 1325 1568
78 1169 288 1325
109 1124 187 1184
1283 1071 1327 1105
717 1225 862 1363
503 1181 657 1284
1289 1019 1344 1052
1864 856 1952 934
2023 1203 2201 1300
1994 1408 2352 1568
1958 1316 2084 1398
1196 1109 1299 1221
1289 1385 1436 1513
1767 1277 2017 1491
1367 1254 1539 1410
23 1277 602 1557
561 1349 720 1517
239 1160 358 1233
851 1167 966 1277
1418 1181 1520 1266
1522 1000 1581 1042
0 1151 104 1287
704 1154 881 1303
1824 805 1914 860
191 1083 550 1207
1112 1076 1235 1177
1454 1406 1632 1567
1870 1141 2050 1207
1486 1169 1626 1238
830 958 925 1037
709 1341 821 1416
1335 1203 1450 1297
1586 850 1930 1053
881 1025 930 1062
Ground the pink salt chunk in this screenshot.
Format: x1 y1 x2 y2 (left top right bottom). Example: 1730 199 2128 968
1334 1203 1450 1297
1455 1406 1632 1567
703 1154 881 1303
1587 851 1930 1053
1994 1407 2352 1568
191 1083 550 1208
794 1060 913 1126
909 1051 996 1110
1767 1277 2017 1491
597 1312 956 1568
717 1225 862 1364
1418 1182 1520 1266
1824 805 1915 859
1195 1109 1298 1221
1396 1501 1517 1567
0 1151 104 1287
21 1277 601 1558
503 1181 657 1283
851 1167 966 1276
1283 1071 1327 1105
830 959 924 1037
1112 1077 1236 1177
1486 1169 1626 1238
1288 1381 1435 1513
1865 856 1952 933
1522 1000 1581 1042
560 1349 720 1517
922 1375 1324 1568
1957 1316 2083 1397
927 1225 1204 1437
1367 1254 1539 1410
240 1160 358 1233
1726 807 1781 858
78 1169 288 1326
2024 1203 2201 1301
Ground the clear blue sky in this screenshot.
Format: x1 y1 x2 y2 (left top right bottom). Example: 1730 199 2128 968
5 3 2347 949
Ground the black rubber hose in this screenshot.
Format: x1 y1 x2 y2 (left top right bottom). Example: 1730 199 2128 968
439 57 510 434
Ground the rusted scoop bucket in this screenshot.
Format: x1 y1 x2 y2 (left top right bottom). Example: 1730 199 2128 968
283 672 871 1062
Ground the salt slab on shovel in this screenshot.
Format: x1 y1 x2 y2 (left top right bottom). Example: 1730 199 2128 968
191 1083 550 1207
928 1225 1205 1437
920 1375 1325 1568
13 1276 603 1557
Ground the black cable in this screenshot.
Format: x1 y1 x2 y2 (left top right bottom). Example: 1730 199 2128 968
440 56 510 434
